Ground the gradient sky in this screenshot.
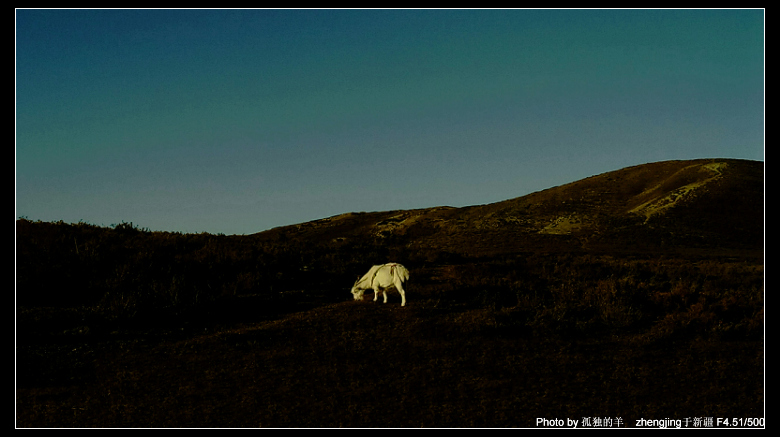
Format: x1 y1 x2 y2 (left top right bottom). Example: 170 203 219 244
16 9 764 235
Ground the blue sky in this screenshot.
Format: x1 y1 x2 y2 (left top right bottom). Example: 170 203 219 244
16 9 764 235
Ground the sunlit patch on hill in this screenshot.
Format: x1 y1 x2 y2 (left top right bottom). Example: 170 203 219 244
628 161 728 223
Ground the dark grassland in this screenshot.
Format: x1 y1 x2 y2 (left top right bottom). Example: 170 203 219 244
16 220 763 427
16 160 764 427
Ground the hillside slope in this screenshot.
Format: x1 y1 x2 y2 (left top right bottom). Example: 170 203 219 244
16 158 764 427
253 159 763 257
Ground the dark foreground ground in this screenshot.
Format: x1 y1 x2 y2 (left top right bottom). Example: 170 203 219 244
16 290 763 428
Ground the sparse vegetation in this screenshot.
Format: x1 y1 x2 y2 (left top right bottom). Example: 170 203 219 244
16 159 763 427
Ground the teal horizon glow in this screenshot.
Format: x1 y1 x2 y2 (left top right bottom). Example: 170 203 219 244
16 9 764 235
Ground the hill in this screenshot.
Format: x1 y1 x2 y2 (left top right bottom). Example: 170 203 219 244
253 158 763 257
16 158 764 427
